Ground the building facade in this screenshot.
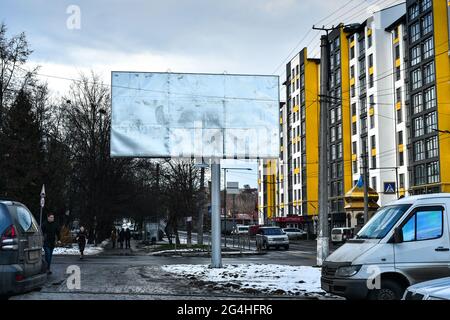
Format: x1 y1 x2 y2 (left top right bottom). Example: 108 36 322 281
405 0 450 194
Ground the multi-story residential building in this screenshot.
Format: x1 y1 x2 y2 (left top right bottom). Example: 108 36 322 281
347 3 407 207
405 0 450 194
257 159 277 225
258 48 320 233
386 13 410 199
324 26 353 227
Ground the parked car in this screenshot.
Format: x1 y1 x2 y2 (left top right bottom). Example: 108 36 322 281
231 225 249 235
331 227 354 245
0 200 47 297
403 277 450 300
321 194 450 300
256 227 289 250
248 224 263 236
283 228 306 240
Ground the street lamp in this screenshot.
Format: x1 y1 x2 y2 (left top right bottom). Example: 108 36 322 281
221 167 252 247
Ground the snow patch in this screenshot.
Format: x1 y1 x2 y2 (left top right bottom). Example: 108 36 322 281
51 244 104 256
161 264 325 295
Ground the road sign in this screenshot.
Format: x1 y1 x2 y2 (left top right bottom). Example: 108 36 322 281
384 182 396 194
40 198 45 208
40 184 46 198
226 181 239 194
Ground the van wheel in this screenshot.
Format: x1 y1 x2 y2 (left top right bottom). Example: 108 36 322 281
368 280 403 300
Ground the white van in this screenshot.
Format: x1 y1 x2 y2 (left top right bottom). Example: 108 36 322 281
321 194 450 300
331 228 354 244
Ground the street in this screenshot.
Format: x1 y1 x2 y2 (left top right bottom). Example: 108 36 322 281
9 239 338 300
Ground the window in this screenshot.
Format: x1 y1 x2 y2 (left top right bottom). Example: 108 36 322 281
350 46 355 59
331 144 336 160
421 0 431 11
337 124 342 140
427 161 439 183
360 97 367 115
411 45 421 66
369 74 374 88
399 151 405 166
371 177 377 190
360 75 367 95
351 85 356 98
330 126 336 142
397 108 403 124
395 45 400 60
396 87 402 103
368 54 373 68
412 92 423 114
423 61 435 85
371 135 376 149
414 117 424 137
424 86 436 110
330 108 336 124
337 142 343 159
353 160 358 173
398 131 403 145
336 69 341 85
16 206 35 232
409 3 419 20
411 68 422 90
371 155 376 169
336 107 342 121
394 26 400 40
396 66 401 81
415 164 426 185
353 141 357 154
361 117 367 134
425 111 437 134
399 174 405 188
403 207 443 241
423 37 434 59
421 13 433 35
359 37 365 56
426 136 438 158
352 122 357 135
359 58 366 75
350 66 355 79
410 22 420 43
414 141 425 161
352 103 357 116
370 114 375 129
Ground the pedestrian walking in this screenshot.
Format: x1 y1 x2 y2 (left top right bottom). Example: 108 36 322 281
41 213 60 275
125 228 131 249
76 226 88 259
118 228 125 249
111 228 117 249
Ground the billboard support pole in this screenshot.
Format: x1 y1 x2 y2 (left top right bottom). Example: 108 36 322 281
211 162 222 268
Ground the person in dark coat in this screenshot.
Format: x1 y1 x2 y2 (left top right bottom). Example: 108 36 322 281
76 226 88 259
125 228 131 249
41 213 60 274
118 228 125 249
111 228 117 249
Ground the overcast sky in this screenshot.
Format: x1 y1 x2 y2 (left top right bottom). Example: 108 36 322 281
1 0 403 187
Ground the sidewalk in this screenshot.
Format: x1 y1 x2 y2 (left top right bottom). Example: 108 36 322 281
101 239 139 255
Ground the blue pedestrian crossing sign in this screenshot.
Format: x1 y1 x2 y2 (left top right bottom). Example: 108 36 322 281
384 182 396 194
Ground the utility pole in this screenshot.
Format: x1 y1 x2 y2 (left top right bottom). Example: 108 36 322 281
211 162 222 268
316 31 330 266
197 166 205 245
223 169 227 247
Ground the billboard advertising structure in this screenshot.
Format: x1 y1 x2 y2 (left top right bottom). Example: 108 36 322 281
110 72 280 159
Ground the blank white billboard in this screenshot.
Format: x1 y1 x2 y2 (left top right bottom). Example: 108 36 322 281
110 72 279 159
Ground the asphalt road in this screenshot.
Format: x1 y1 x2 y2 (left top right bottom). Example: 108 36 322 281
9 239 340 300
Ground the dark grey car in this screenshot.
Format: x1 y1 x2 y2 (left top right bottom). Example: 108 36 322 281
0 200 47 296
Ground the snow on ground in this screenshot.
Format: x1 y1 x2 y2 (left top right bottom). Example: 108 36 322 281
148 248 206 255
161 264 326 296
51 244 104 256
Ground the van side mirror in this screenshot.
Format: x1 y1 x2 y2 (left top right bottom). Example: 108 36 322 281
394 227 403 243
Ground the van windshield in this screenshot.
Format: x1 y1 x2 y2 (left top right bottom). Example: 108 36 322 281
356 204 412 239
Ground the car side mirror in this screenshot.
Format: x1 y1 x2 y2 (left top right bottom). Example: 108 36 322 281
394 227 403 243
